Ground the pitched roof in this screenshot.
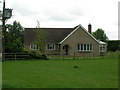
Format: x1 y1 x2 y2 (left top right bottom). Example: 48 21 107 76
24 27 74 44
24 25 100 45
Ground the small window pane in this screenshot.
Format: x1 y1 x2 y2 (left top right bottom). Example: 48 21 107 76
78 44 80 50
81 44 83 51
84 44 86 51
87 44 89 51
30 44 39 50
90 44 92 51
47 44 55 50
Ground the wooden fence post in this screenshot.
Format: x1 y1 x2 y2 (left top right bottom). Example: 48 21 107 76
63 54 64 60
15 53 16 60
93 53 95 59
52 55 53 60
73 52 75 60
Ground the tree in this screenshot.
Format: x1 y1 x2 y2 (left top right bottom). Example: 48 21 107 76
5 21 24 53
92 28 108 42
33 21 46 53
0 0 2 21
107 40 119 52
0 10 2 21
0 2 1 23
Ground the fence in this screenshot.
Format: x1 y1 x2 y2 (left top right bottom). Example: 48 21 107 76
4 53 28 60
4 51 119 60
46 51 119 60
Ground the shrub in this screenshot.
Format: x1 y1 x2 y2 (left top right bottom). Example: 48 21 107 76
28 51 48 60
23 48 29 53
40 54 48 59
28 51 38 59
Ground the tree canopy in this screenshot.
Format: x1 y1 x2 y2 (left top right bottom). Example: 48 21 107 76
5 21 24 53
92 28 108 42
107 40 119 52
0 10 2 22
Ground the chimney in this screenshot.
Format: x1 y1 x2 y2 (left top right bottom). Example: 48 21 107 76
88 23 92 34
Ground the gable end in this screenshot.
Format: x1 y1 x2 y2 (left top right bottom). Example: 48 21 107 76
59 24 99 44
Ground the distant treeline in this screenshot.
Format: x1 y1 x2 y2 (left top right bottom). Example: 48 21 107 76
107 40 120 52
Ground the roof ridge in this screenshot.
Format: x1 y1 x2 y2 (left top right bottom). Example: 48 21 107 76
25 27 74 29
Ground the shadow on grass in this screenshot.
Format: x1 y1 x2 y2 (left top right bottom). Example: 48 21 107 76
2 84 14 88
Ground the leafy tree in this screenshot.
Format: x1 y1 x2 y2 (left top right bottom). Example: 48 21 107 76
0 10 2 25
5 21 24 53
0 0 2 21
0 10 2 21
12 39 23 53
107 40 119 52
33 21 46 53
92 28 108 42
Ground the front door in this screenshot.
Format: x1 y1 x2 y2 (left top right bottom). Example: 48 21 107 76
63 45 69 55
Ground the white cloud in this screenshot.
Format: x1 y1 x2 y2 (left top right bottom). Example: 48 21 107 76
2 0 119 40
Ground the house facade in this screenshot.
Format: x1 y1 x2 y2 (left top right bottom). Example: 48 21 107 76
24 24 106 57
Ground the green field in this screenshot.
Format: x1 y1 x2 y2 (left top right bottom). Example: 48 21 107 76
2 57 118 88
0 61 2 89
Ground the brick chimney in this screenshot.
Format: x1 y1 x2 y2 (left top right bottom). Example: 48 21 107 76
88 23 92 34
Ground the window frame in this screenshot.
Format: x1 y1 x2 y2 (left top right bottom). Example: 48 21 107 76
46 44 56 50
99 44 106 52
77 44 92 52
30 44 39 50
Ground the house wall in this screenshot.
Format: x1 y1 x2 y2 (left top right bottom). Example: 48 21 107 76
24 27 100 57
24 44 60 55
60 27 100 57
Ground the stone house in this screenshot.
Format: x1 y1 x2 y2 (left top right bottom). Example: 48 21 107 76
24 24 107 57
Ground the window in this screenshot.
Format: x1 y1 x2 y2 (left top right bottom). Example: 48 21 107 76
30 44 39 50
78 44 92 52
47 44 55 50
99 44 106 52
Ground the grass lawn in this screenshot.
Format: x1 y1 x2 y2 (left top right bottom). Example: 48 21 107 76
2 58 118 88
0 61 2 89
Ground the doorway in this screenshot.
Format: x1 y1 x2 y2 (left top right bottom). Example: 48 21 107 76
63 45 69 55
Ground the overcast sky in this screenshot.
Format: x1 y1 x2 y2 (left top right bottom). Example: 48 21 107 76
0 0 119 40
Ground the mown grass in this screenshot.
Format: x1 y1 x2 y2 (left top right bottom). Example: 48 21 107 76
2 56 118 88
0 61 2 89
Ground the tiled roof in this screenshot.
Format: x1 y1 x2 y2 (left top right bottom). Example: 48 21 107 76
24 27 75 44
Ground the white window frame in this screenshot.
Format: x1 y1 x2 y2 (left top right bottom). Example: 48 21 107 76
30 44 39 50
99 44 106 52
46 44 55 50
77 44 92 52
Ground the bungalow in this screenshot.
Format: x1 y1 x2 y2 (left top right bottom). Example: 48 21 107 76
24 24 107 57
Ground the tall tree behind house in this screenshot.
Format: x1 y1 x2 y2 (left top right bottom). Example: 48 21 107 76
92 28 108 42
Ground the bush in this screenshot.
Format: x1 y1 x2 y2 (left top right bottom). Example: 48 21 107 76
28 51 38 59
40 54 48 60
28 51 48 60
107 40 119 52
23 48 29 53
